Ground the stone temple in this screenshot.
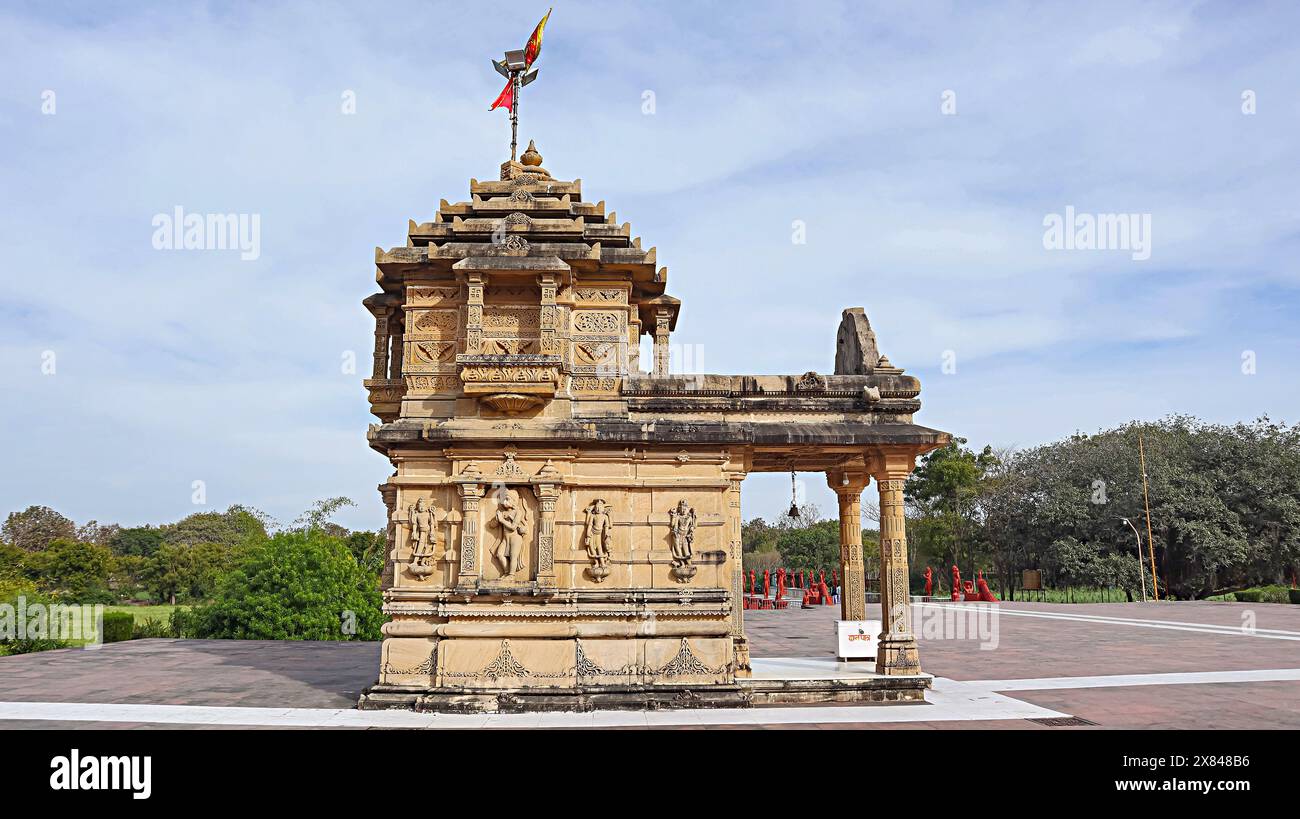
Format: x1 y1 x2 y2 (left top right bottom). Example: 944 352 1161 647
358 141 950 711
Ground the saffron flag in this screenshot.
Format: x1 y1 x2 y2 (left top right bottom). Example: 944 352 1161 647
489 77 513 112
523 8 551 67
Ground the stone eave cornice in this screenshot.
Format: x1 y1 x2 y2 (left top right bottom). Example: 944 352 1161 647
377 243 657 265
367 417 948 451
407 220 636 249
375 244 662 289
623 396 922 415
469 177 582 199
625 372 921 399
452 255 571 273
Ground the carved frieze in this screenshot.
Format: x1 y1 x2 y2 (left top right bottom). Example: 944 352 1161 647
406 375 460 394
410 310 458 336
573 341 618 366
570 376 619 393
460 365 558 384
572 311 621 334
407 287 460 306
573 287 625 303
409 341 456 365
483 306 541 335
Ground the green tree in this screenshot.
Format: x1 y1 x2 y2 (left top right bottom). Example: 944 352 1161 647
776 520 840 572
162 505 269 548
190 530 382 640
741 517 781 554
905 438 999 575
3 506 76 552
293 497 356 533
109 526 165 557
0 542 23 582
143 541 242 604
345 530 387 578
23 538 114 600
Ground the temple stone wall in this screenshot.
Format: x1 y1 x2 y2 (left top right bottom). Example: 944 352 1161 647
376 446 742 699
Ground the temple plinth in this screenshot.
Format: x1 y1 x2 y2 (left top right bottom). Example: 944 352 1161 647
358 146 949 711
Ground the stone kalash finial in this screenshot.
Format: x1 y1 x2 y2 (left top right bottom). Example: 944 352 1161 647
502 138 552 182
521 139 542 166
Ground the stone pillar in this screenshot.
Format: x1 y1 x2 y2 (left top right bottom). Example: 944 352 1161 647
652 307 671 377
871 449 921 675
533 477 559 591
454 468 484 588
538 272 559 357
379 480 398 590
465 272 485 354
387 312 404 380
827 471 870 622
725 475 751 675
371 307 392 380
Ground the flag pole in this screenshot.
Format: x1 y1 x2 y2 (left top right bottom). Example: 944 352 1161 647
511 68 520 162
1138 432 1160 601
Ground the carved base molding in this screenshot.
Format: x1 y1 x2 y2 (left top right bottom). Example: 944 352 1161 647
359 684 753 713
875 636 923 676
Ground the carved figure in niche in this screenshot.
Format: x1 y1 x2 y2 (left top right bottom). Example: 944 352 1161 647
491 489 530 577
668 499 697 580
583 499 612 582
406 498 437 577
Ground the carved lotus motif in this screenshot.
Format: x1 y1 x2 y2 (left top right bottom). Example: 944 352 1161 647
480 393 544 413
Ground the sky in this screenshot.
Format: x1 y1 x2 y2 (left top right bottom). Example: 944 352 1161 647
1 1 1297 532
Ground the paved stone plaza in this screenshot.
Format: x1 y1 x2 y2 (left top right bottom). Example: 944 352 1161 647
2 600 1297 729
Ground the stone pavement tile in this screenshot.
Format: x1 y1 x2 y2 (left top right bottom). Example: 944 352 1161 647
1011 681 1300 730
745 600 1300 681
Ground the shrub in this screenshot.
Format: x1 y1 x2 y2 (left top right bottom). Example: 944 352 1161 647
1290 588 1300 605
0 579 70 655
169 607 199 638
100 611 135 643
1234 585 1291 604
132 617 171 639
188 530 382 641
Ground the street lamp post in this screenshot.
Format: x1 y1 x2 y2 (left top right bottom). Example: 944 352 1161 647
1120 517 1148 602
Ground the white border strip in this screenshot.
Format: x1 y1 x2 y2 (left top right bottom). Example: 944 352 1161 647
918 602 1300 640
0 678 1064 728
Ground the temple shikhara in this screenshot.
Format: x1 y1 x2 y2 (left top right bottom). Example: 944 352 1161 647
357 139 950 711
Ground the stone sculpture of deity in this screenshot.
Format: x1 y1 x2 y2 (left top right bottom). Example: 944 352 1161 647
668 499 697 580
407 498 437 576
583 498 612 581
492 489 530 578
